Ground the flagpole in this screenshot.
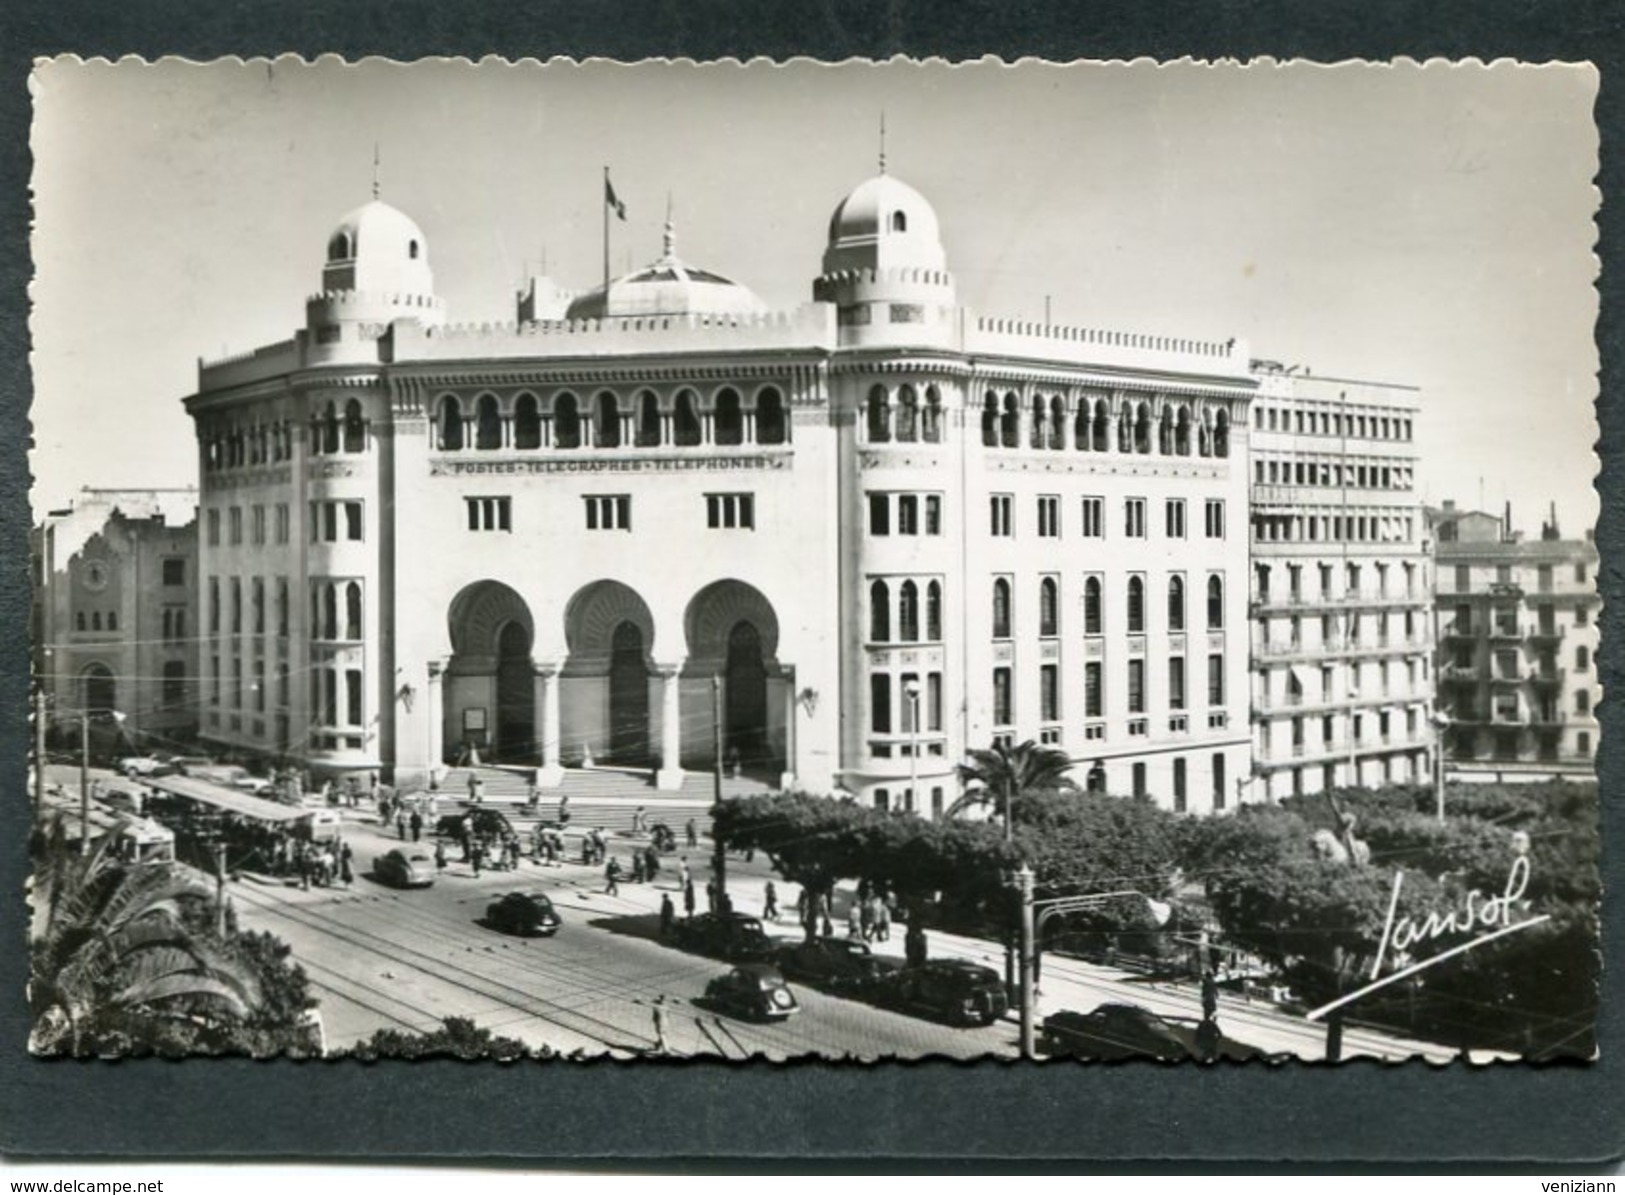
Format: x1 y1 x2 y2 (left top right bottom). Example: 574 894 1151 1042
602 165 610 294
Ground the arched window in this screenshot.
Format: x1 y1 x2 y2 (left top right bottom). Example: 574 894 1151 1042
891 210 908 233
76 611 85 631
328 232 351 261
1128 576 1145 633
1074 400 1091 450
553 393 581 449
673 390 701 446
1214 409 1231 458
343 399 365 453
981 391 999 447
634 391 661 448
866 385 891 443
1049 396 1066 450
713 388 743 446
870 580 891 642
514 394 541 449
1040 577 1059 636
1168 576 1185 631
1175 406 1192 456
322 584 338 641
107 611 117 631
92 611 102 631
922 386 942 443
1135 403 1152 454
475 394 502 450
1207 575 1224 629
1159 407 1173 455
992 578 1012 638
895 385 918 443
345 581 362 640
1084 576 1103 635
437 395 464 450
408 239 419 260
1093 399 1110 451
594 391 621 448
756 388 786 445
899 580 920 641
926 581 942 641
1000 393 1019 448
1198 414 1212 457
1118 404 1134 453
1030 395 1046 449
322 402 340 455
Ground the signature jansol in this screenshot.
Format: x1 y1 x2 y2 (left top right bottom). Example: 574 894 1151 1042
1307 855 1549 1023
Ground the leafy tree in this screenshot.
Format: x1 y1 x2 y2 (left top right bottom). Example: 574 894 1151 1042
951 739 1076 821
355 1016 528 1061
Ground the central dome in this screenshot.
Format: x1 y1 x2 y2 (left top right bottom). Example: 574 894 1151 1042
564 217 766 321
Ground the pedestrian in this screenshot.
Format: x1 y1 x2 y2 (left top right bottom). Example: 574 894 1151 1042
1202 970 1219 1022
819 892 834 939
297 845 311 891
632 805 646 835
605 856 621 897
860 897 876 941
847 905 863 939
660 892 676 937
651 995 670 1056
685 817 698 849
677 857 690 892
683 877 696 920
876 900 892 943
631 852 646 884
339 841 354 887
409 809 423 843
434 839 448 875
1196 1015 1221 1063
508 837 522 871
763 879 779 922
396 809 408 840
471 839 483 876
557 795 571 828
705 878 718 913
320 779 334 807
644 844 660 881
467 771 482 804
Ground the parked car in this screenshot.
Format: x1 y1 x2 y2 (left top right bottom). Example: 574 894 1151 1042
435 809 514 841
704 963 800 1021
867 959 1009 1027
669 912 778 962
485 891 562 937
118 756 173 779
775 937 898 994
373 848 436 889
1039 1004 1189 1061
168 755 217 777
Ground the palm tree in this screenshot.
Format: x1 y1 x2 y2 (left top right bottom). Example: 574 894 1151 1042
30 816 261 1055
950 739 1077 830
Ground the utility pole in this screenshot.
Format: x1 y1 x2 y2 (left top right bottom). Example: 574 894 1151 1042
215 840 228 939
711 675 726 908
33 683 47 815
1017 863 1036 1059
79 712 91 856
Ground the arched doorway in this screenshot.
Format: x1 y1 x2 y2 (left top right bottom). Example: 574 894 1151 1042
495 621 535 761
608 622 651 764
81 664 115 713
725 622 768 764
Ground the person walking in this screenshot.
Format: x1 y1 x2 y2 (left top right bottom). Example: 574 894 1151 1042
859 897 876 942
660 892 676 937
644 844 660 882
651 995 670 1056
875 899 892 943
677 857 691 893
685 817 698 849
763 879 779 922
395 808 407 840
471 839 484 876
1201 970 1219 1022
631 852 646 884
339 841 354 888
683 877 697 920
557 794 571 827
409 808 423 843
632 805 646 835
605 856 621 897
433 839 447 876
847 904 863 939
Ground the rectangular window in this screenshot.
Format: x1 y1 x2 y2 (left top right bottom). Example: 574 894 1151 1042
869 493 890 536
990 494 1014 537
1455 564 1470 592
1576 645 1590 673
1132 762 1147 799
466 497 513 532
1164 499 1186 539
1125 498 1146 538
1576 562 1588 583
993 667 1013 726
1128 658 1146 714
706 493 756 529
309 502 320 543
251 505 266 545
1577 689 1591 715
210 654 220 702
229 506 243 546
1037 495 1061 538
253 659 265 712
1085 661 1103 718
345 501 363 541
1207 654 1225 705
345 669 363 727
898 494 919 535
927 671 943 732
870 673 891 734
163 660 186 707
252 578 265 634
208 578 219 633
162 557 185 587
1169 657 1186 710
322 503 338 543
1213 753 1227 811
206 508 220 547
1080 497 1104 538
1173 758 1187 814
1040 664 1060 722
925 495 942 536
583 495 631 531
275 503 290 545
1205 499 1225 539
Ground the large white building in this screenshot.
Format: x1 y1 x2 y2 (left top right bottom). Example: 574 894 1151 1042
183 168 1260 813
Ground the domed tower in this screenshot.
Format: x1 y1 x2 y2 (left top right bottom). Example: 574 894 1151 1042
565 210 767 322
813 170 957 347
305 198 446 362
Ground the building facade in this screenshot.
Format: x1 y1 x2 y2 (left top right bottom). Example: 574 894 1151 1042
33 488 201 751
183 171 1257 812
1247 368 1434 800
1432 503 1599 779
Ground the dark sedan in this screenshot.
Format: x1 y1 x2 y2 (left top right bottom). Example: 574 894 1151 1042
1039 1003 1270 1062
485 891 562 937
866 959 1008 1027
775 937 897 993
669 912 777 962
704 964 800 1022
435 809 514 842
373 848 436 889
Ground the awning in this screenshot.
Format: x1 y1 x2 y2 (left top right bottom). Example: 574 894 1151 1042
143 775 305 823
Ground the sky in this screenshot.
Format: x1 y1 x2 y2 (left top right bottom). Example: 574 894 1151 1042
29 57 1601 536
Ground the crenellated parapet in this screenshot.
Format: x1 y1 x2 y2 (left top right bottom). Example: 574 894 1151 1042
966 314 1252 384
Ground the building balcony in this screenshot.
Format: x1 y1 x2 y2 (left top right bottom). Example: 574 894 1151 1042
1254 635 1429 664
1529 667 1566 689
1526 625 1566 646
1487 624 1525 643
1251 590 1429 617
868 733 949 761
1488 671 1525 687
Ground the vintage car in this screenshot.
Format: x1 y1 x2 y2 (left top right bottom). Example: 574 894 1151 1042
866 959 1009 1027
775 937 898 994
373 848 436 889
704 963 800 1022
485 891 562 937
668 911 778 962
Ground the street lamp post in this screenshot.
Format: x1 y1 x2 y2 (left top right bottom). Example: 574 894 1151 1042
1016 863 1036 1058
905 679 921 816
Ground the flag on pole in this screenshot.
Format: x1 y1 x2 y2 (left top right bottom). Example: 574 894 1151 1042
605 175 627 221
